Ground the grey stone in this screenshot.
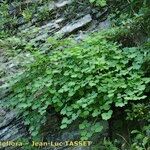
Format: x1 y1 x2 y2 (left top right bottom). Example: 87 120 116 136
98 19 111 30
55 0 73 8
32 0 73 24
29 18 64 42
0 117 27 141
56 14 92 37
0 110 17 128
37 1 55 13
31 33 48 43
40 18 64 30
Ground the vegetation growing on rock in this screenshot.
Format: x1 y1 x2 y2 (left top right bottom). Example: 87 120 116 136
0 0 150 149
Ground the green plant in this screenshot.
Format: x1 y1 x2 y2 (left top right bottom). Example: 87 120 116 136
0 2 16 30
4 32 149 140
103 138 119 150
1 0 150 146
126 103 150 121
125 101 150 150
130 125 150 150
93 138 119 150
22 9 33 21
89 0 107 7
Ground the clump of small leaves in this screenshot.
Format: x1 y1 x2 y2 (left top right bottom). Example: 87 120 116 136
89 0 107 7
5 33 149 140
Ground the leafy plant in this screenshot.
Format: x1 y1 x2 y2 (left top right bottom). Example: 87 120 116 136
126 101 150 150
1 0 150 146
102 138 119 150
89 0 107 7
4 32 149 140
22 8 33 22
130 125 150 150
126 103 150 121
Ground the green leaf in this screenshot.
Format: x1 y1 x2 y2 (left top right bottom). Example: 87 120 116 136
89 81 96 87
72 113 78 120
67 107 73 112
62 117 68 124
18 103 28 108
71 74 77 78
79 124 85 129
115 102 125 107
61 109 67 115
82 104 87 108
68 81 76 86
83 111 89 116
101 110 113 120
92 109 101 117
143 137 149 146
95 125 103 133
89 0 95 3
60 124 67 129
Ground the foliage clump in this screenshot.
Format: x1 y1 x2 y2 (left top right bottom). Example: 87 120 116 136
0 0 150 148
89 0 106 7
5 34 149 140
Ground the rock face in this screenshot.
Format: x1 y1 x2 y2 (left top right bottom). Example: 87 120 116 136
0 0 110 149
56 14 92 37
0 50 30 150
0 112 27 141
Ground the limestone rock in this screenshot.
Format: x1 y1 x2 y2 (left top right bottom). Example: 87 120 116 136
0 110 16 129
56 14 92 37
55 0 73 8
